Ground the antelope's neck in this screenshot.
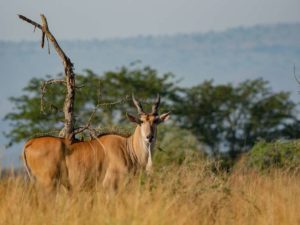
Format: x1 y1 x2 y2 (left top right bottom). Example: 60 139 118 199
130 126 155 171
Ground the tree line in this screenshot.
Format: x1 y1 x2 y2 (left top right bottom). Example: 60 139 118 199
4 65 300 159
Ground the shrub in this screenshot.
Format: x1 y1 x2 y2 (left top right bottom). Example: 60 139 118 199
153 124 205 167
247 140 300 171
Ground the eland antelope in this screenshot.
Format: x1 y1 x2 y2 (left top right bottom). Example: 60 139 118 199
22 94 170 192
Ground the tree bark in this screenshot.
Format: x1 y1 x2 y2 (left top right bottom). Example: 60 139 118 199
18 14 76 144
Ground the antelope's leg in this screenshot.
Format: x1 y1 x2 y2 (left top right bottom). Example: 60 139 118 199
36 173 58 195
60 159 72 192
102 169 119 192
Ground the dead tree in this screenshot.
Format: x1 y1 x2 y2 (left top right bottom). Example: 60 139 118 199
18 14 76 144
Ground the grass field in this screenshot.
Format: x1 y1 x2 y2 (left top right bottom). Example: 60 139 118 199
0 156 299 225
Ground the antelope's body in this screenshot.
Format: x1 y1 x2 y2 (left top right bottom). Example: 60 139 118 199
23 95 169 192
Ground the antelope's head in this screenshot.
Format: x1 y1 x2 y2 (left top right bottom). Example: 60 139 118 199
127 94 170 144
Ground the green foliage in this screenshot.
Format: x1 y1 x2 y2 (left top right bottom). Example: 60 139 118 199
4 66 180 146
247 140 300 171
175 79 300 158
153 124 204 167
76 67 180 125
5 75 67 146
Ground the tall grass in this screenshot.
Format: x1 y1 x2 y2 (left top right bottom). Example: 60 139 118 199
0 157 299 225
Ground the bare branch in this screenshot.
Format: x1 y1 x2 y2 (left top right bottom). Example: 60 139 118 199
75 84 85 89
41 31 45 48
73 96 130 137
87 127 98 139
73 122 93 136
19 14 76 144
73 106 98 136
95 95 130 108
73 126 89 136
58 128 65 138
293 64 300 84
46 36 50 54
18 15 42 29
42 79 66 86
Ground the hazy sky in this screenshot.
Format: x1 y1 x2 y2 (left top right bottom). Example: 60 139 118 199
1 0 300 40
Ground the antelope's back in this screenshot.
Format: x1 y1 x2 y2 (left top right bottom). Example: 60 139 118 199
66 138 108 188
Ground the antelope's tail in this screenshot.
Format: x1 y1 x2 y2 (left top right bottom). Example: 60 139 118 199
22 144 33 181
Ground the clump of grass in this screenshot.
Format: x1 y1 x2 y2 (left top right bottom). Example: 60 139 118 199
0 156 299 225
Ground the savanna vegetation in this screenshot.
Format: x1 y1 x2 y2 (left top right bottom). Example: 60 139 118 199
0 147 300 225
2 65 300 225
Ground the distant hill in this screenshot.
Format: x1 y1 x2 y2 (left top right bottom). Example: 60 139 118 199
1 23 300 167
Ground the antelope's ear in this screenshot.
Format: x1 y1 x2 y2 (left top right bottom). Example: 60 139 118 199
126 113 142 124
158 112 170 123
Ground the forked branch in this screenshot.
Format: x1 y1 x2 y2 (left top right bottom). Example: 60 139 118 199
73 95 130 136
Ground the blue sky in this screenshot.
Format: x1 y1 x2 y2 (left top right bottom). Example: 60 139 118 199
1 0 300 41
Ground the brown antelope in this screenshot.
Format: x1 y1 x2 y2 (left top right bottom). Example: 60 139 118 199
22 94 170 192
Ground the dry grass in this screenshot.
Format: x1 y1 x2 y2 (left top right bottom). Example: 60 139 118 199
0 159 299 225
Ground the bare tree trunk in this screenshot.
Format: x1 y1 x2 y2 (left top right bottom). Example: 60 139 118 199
18 14 76 144
64 65 76 143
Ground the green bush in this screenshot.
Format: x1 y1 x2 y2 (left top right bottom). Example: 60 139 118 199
153 124 205 167
247 140 300 171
